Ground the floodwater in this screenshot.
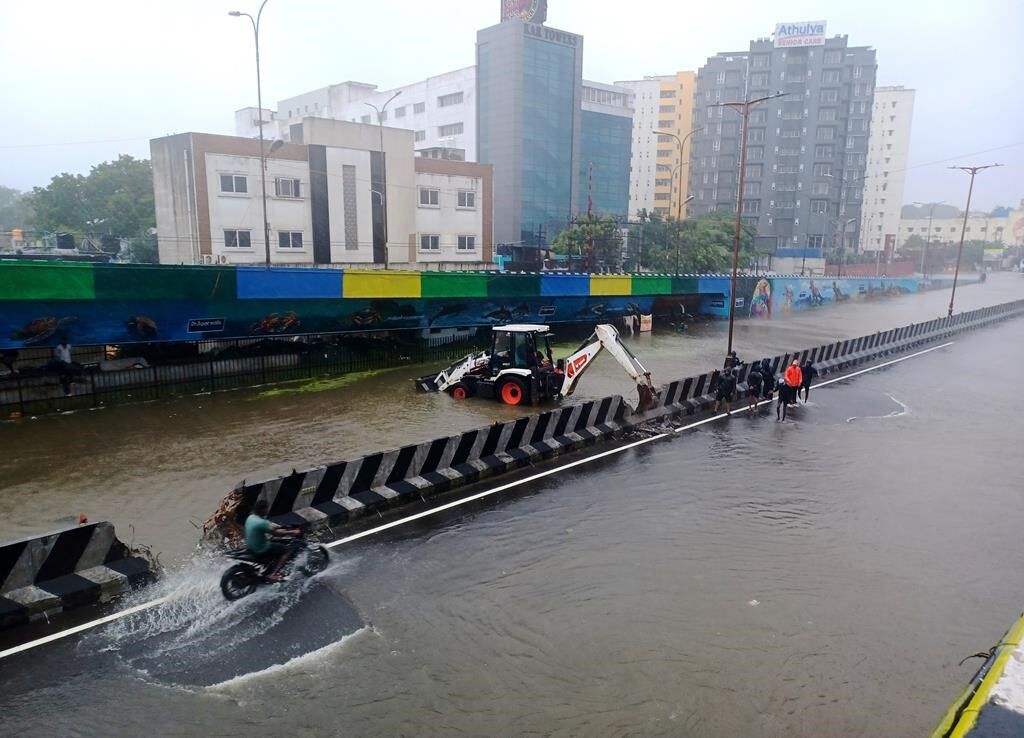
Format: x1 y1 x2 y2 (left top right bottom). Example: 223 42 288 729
1 275 1023 736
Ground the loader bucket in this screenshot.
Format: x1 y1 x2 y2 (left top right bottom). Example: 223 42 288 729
636 384 657 414
414 374 440 392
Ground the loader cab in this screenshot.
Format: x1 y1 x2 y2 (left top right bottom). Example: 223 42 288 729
490 324 554 372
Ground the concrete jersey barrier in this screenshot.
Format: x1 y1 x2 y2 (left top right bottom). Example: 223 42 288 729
0 521 152 630
206 299 1024 542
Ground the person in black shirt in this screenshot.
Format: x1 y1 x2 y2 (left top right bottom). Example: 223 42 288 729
745 362 763 413
714 368 737 414
800 359 818 403
723 351 741 371
760 359 775 401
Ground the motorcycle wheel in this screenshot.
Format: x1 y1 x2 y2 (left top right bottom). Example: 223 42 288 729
300 545 329 576
221 564 259 601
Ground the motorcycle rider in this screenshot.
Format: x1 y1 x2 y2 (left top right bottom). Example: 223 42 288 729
245 499 302 582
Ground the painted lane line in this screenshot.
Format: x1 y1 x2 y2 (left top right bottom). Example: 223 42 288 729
0 339 956 661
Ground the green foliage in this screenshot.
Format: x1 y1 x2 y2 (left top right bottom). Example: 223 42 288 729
629 210 756 273
27 155 155 238
0 186 32 230
551 214 624 270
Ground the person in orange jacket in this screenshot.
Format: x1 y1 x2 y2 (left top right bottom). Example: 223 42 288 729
777 359 803 422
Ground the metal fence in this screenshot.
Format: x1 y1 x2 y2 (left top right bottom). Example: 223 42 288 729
0 333 489 418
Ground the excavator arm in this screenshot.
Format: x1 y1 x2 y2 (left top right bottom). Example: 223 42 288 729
558 324 657 411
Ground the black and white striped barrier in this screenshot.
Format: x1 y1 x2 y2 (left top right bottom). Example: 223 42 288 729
208 394 632 538
0 522 152 630
207 299 1024 542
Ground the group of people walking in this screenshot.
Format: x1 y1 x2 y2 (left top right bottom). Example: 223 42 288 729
714 351 817 422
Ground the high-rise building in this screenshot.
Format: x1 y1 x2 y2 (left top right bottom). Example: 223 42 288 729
860 86 915 253
689 28 877 254
578 81 634 219
477 19 584 246
617 72 697 220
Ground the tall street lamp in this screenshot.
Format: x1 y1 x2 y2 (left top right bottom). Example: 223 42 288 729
365 91 403 269
710 91 787 363
652 127 703 273
229 1 272 267
834 218 856 277
947 164 1002 317
913 201 945 278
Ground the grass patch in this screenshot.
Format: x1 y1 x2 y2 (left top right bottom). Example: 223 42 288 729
253 366 404 399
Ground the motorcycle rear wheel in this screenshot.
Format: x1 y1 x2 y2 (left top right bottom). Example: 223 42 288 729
221 564 260 600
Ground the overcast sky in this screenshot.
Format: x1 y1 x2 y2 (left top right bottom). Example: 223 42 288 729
2 0 1021 209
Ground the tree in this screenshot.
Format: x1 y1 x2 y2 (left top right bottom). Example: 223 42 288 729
0 186 32 230
631 210 756 273
551 214 624 271
27 155 155 238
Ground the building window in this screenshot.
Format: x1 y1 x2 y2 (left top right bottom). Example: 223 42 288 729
457 190 476 209
360 114 371 124
419 234 440 251
224 230 252 249
439 122 464 137
820 89 839 104
752 55 770 68
822 69 841 83
749 110 767 124
746 146 764 160
744 164 763 178
660 90 676 98
816 126 835 140
413 102 426 114
415 130 426 142
394 106 406 118
658 119 673 129
742 200 761 214
659 105 675 114
814 144 834 158
654 193 671 201
274 177 301 198
438 91 464 107
812 182 830 195
747 128 766 143
457 235 476 251
655 178 672 187
824 50 842 65
278 231 303 249
813 163 833 177
220 174 248 194
818 108 837 122
418 187 440 207
750 72 770 87
743 182 761 197
657 148 672 157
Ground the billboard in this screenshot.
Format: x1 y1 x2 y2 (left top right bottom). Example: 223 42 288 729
774 21 827 48
502 0 547 23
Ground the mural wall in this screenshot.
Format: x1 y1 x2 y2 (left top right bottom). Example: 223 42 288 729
0 262 922 349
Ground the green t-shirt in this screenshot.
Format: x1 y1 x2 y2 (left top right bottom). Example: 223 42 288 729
245 514 273 554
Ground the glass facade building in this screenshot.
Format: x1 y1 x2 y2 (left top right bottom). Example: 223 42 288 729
477 21 583 246
577 108 632 218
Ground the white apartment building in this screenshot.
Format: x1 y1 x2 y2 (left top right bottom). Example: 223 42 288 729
614 76 669 217
235 67 478 161
152 118 492 267
860 86 915 253
898 210 1023 249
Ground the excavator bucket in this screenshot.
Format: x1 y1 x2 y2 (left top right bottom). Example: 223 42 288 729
414 374 440 392
636 383 657 414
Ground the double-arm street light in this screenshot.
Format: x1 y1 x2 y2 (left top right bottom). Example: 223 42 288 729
913 201 945 278
651 127 702 273
710 91 787 364
229 1 272 267
365 91 403 269
947 164 1003 317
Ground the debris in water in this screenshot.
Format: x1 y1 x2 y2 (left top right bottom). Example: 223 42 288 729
748 599 760 607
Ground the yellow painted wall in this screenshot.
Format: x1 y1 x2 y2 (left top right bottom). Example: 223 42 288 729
342 270 421 299
590 275 633 296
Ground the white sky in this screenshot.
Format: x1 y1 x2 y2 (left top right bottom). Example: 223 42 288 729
1 0 1021 209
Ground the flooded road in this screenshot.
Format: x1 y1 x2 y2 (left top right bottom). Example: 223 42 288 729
1 276 1022 736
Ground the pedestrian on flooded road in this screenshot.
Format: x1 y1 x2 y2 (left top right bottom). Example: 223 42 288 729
760 359 775 401
745 361 763 413
723 350 741 372
714 368 737 414
800 359 818 403
778 359 802 422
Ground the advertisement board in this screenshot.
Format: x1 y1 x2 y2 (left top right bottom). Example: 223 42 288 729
501 0 548 23
774 21 827 48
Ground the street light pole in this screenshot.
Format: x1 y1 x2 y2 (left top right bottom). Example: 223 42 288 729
652 127 702 273
913 201 944 278
711 92 787 363
364 91 403 269
230 1 272 267
947 164 1002 317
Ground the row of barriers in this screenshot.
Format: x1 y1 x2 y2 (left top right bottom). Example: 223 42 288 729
205 298 1024 544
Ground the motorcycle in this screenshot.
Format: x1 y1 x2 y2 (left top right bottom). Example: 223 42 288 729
220 534 329 601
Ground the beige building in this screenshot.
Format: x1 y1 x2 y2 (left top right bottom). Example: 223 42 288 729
898 209 1024 249
860 86 915 253
150 119 492 268
616 71 697 219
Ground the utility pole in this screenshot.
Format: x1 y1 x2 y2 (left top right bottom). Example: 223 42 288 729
365 90 402 269
585 162 594 273
229 0 272 267
710 92 787 363
914 201 945 278
947 164 1002 317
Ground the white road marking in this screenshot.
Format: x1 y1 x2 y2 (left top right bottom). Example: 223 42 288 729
0 340 956 661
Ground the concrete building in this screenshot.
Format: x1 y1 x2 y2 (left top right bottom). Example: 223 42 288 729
151 119 492 267
616 72 697 220
578 80 634 219
898 210 1023 250
860 86 915 253
689 29 877 255
477 19 584 246
235 67 478 159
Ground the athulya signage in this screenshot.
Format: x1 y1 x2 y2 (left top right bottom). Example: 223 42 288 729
501 0 547 23
774 20 827 47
